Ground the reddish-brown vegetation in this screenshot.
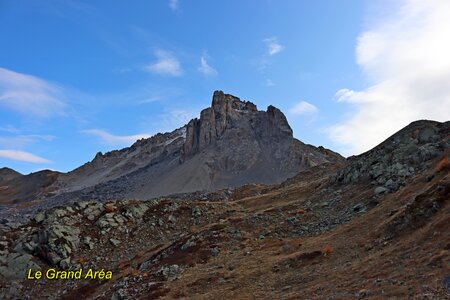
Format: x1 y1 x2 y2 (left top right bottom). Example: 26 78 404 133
321 245 334 255
104 203 116 213
436 155 450 172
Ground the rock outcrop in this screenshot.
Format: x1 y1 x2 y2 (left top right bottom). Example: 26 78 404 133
183 91 259 158
330 120 450 195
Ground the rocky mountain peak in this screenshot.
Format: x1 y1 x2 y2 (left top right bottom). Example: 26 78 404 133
211 90 258 113
183 91 291 159
0 91 344 205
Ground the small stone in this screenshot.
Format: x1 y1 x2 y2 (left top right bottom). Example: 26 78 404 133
170 264 179 274
53 209 67 218
356 289 371 298
110 238 121 247
23 241 38 253
65 206 75 213
384 179 399 191
374 186 388 196
76 201 90 209
125 203 149 219
211 247 220 256
59 258 71 269
353 204 366 213
83 237 94 250
96 218 111 228
181 238 196 250
7 222 21 229
34 212 45 223
48 252 62 265
160 264 180 278
443 276 450 292
191 207 202 217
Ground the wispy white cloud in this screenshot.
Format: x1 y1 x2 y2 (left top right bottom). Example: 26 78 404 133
140 107 199 134
329 0 450 155
289 101 318 116
0 67 66 117
0 125 20 134
161 109 198 129
113 67 132 74
169 0 179 11
254 37 284 70
0 131 55 164
0 134 55 149
82 129 152 146
144 50 183 76
137 96 162 105
253 58 270 71
263 37 284 55
0 150 51 164
198 52 218 76
266 79 275 87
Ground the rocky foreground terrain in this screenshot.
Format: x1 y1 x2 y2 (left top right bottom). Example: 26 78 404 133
0 119 449 299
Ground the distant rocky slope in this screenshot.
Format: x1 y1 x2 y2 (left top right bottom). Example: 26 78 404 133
0 169 60 205
0 168 21 184
0 91 342 206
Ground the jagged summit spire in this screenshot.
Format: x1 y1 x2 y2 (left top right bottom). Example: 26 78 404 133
183 91 291 158
211 90 257 112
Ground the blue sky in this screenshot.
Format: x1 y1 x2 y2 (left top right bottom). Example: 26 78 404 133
1 0 449 174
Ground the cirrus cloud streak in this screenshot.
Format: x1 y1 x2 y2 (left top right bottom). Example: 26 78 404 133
82 129 153 146
0 67 66 117
0 150 51 164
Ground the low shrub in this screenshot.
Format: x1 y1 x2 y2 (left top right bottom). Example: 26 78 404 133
436 155 450 172
297 208 306 214
321 245 333 255
105 203 116 213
